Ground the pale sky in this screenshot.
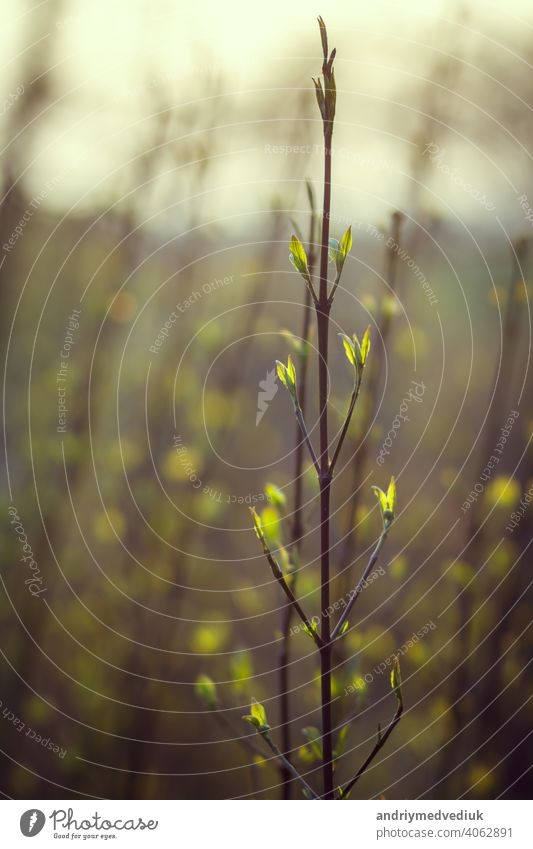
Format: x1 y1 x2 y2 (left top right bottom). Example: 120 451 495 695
1 0 533 226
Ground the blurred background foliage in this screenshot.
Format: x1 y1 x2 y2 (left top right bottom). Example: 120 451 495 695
0 0 532 799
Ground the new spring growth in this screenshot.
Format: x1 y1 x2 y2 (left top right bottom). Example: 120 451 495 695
289 235 317 302
242 697 270 733
340 325 371 373
276 354 320 473
328 225 353 302
372 476 396 527
329 226 352 278
390 654 403 710
276 354 297 401
250 507 286 573
251 507 267 545
313 16 336 132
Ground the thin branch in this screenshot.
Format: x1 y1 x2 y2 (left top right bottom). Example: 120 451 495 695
314 15 336 800
294 403 320 475
327 270 342 306
331 525 389 641
341 701 403 798
329 372 362 476
255 530 323 648
215 710 266 760
261 732 320 799
280 199 316 798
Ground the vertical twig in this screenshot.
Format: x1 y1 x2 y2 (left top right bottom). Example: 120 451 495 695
279 192 316 799
316 74 335 806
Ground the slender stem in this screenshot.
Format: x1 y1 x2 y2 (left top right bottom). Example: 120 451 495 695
258 536 323 648
316 126 334 800
279 218 315 799
341 702 403 798
294 404 320 474
327 270 342 306
329 374 362 476
331 525 389 641
261 733 320 799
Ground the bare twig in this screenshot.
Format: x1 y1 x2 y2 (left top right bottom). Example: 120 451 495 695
260 731 320 799
331 525 389 641
341 701 403 798
251 511 323 648
279 187 316 798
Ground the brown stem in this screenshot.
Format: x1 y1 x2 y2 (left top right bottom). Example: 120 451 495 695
256 531 322 648
329 375 362 476
317 127 334 800
262 732 320 799
341 701 403 798
279 218 315 799
332 526 389 641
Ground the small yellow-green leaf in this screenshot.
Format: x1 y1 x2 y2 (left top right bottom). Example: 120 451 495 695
387 476 396 517
391 655 402 706
360 325 371 365
339 620 349 636
287 354 296 386
289 235 309 279
340 334 356 367
250 697 268 728
340 225 352 260
372 486 388 516
302 620 318 640
250 507 265 543
276 360 288 388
